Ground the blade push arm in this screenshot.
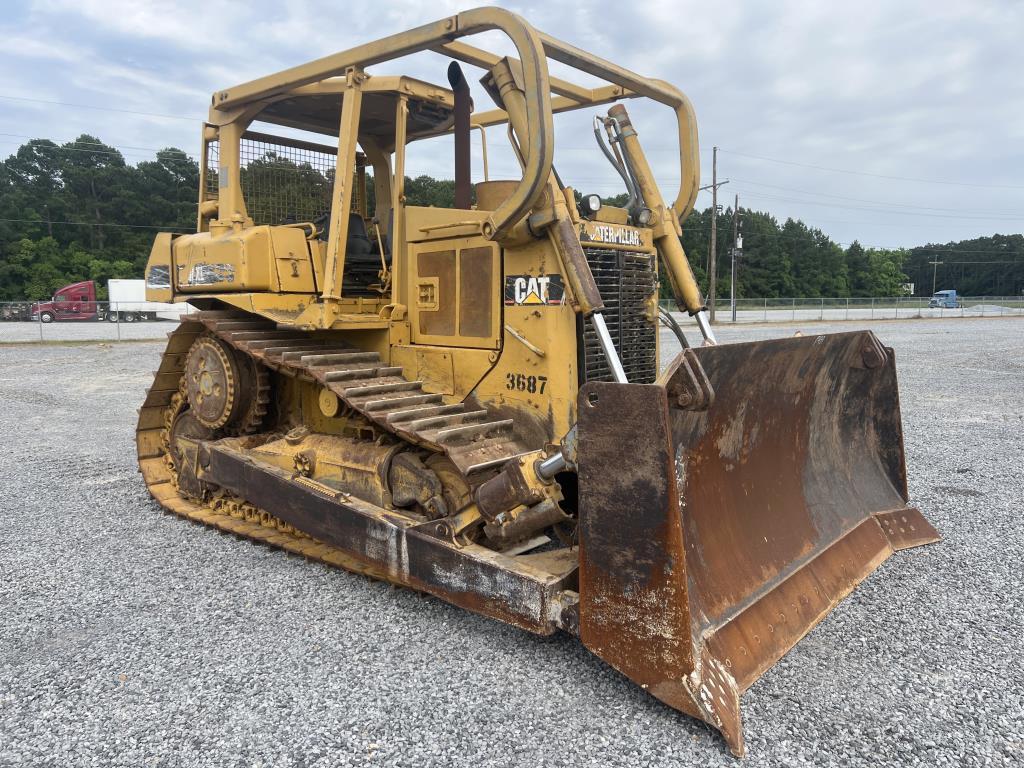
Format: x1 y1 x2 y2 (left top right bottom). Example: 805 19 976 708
607 104 716 344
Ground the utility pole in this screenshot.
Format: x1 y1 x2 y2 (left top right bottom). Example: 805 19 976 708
700 146 728 321
730 194 741 322
928 260 943 295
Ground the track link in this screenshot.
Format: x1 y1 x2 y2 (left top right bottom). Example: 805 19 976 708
135 310 528 571
192 310 527 475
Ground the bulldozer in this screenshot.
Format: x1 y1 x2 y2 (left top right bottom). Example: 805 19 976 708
135 8 938 755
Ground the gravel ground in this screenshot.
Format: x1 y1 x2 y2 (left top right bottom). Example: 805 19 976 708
0 319 185 344
0 317 1021 767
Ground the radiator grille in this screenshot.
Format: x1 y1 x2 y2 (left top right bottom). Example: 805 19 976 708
580 248 658 384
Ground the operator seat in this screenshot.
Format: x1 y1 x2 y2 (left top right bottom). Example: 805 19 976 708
316 211 390 295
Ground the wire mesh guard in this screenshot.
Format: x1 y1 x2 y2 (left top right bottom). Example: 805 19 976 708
204 135 340 226
204 140 220 201
581 248 659 384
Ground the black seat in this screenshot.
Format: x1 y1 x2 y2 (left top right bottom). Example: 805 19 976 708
345 213 373 256
315 211 391 295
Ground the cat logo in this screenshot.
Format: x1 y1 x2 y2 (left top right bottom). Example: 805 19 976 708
504 274 565 306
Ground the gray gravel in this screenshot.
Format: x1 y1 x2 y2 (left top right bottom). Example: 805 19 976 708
0 319 186 344
1 316 1022 767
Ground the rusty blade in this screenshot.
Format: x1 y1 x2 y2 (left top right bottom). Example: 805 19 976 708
576 330 939 756
576 381 745 755
672 330 939 688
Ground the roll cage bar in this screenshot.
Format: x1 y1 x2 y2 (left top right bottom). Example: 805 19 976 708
208 6 700 241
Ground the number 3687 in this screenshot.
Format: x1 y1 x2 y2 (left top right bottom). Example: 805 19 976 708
506 372 547 394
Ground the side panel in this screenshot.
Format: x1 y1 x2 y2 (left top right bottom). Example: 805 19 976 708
408 235 500 350
472 237 580 444
271 227 319 293
172 227 279 293
145 234 174 303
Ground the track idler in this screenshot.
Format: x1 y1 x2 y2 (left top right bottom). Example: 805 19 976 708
575 330 939 756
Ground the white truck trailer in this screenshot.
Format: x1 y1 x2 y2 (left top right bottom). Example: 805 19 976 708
106 279 192 322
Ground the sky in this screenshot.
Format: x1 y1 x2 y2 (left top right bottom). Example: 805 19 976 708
1 0 1022 250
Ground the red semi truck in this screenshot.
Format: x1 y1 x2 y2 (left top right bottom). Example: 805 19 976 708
29 280 100 322
28 279 190 323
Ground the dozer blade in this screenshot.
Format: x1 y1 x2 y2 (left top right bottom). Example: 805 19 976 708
576 330 939 756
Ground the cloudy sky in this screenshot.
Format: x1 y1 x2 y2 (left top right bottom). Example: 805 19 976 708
2 0 1022 249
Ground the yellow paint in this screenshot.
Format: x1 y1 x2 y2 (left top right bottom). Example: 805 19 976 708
141 17 679 450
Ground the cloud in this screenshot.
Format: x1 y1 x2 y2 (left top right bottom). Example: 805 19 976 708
1 0 1021 248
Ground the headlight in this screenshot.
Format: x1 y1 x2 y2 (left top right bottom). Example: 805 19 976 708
580 193 602 217
635 207 654 226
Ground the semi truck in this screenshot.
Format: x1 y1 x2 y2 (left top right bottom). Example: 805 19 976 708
928 289 963 309
27 279 191 322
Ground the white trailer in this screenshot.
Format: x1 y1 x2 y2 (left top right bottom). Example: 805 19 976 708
106 279 193 322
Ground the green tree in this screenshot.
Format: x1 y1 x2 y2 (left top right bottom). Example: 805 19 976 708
404 175 456 208
736 210 795 298
846 241 871 295
0 133 1020 303
863 249 910 296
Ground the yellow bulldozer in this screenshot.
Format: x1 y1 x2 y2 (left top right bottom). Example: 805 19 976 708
136 8 938 755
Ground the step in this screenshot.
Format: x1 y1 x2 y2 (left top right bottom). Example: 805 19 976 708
360 393 444 412
426 419 514 445
224 330 304 342
385 403 465 424
342 380 422 397
279 346 356 362
322 366 396 383
208 320 277 332
459 442 527 474
241 337 314 351
260 344 338 358
194 310 251 321
403 409 489 432
301 351 379 366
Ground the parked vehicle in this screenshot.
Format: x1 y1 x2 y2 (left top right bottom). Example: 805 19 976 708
29 280 100 322
105 279 191 322
929 289 963 309
29 280 190 322
0 301 33 321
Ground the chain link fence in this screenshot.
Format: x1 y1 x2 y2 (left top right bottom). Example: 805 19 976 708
4 295 1022 344
0 301 197 343
661 296 1024 324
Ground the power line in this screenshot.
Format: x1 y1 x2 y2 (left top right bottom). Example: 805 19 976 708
0 217 189 231
0 214 1017 259
0 94 199 123
0 139 189 162
720 148 1024 190
0 132 191 156
727 177 1024 217
680 222 1022 254
0 128 1019 252
732 189 1020 221
0 90 1019 191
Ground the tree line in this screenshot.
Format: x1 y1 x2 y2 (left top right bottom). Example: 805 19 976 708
1 135 1020 301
